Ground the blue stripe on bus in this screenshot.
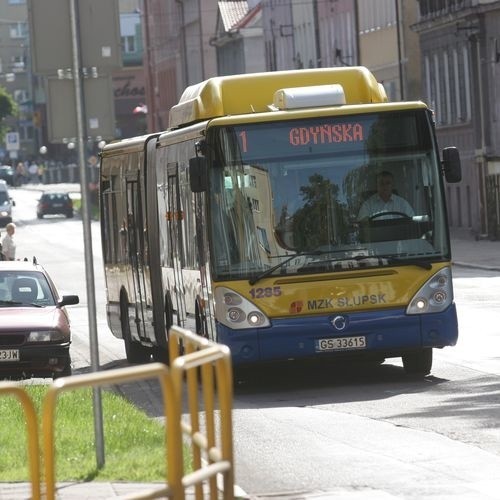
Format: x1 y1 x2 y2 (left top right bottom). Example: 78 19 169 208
217 304 458 366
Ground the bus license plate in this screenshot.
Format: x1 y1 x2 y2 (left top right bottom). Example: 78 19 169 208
315 336 366 352
0 349 20 362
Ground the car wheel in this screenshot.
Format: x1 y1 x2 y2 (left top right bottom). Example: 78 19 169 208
37 213 43 219
67 212 74 218
53 356 72 379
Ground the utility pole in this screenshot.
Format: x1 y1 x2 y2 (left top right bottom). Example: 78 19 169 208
69 0 105 468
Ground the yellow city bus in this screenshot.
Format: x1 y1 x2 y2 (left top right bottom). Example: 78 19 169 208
100 67 461 375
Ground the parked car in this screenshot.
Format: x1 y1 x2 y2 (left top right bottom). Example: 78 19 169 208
0 180 15 227
0 165 14 186
37 192 74 219
0 259 79 379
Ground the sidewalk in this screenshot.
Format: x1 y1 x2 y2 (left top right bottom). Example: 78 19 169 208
450 227 500 271
0 481 184 500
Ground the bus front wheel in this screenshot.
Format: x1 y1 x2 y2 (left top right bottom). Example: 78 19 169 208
402 348 432 375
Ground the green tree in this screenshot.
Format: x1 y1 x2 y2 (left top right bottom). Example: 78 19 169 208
0 86 17 138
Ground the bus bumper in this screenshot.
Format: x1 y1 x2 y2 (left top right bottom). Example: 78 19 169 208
217 304 458 367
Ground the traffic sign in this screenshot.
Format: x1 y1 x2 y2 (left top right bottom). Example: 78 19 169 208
46 76 116 142
27 0 121 74
5 132 20 151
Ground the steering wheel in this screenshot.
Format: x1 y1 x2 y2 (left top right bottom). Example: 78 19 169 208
368 211 412 221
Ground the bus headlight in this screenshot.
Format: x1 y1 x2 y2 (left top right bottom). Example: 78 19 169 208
227 307 245 323
248 311 266 326
215 287 271 330
224 292 242 306
407 267 453 315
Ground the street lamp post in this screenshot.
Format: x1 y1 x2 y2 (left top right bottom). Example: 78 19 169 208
68 0 104 468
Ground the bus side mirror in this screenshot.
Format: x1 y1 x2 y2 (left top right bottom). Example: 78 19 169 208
189 157 208 193
442 147 462 183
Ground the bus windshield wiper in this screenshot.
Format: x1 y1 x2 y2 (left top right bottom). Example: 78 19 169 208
296 253 433 273
377 254 432 270
249 250 324 285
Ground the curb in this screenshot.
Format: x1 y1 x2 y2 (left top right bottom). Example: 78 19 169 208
452 261 500 272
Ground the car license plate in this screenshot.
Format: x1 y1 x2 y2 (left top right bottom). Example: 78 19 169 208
53 203 62 207
315 336 366 352
0 349 20 361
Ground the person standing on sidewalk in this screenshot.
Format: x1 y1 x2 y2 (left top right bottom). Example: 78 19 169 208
1 222 16 260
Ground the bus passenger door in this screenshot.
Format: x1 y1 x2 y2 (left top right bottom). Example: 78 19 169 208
166 163 187 326
125 178 151 342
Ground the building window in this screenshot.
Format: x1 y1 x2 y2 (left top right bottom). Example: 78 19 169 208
443 51 451 124
433 53 442 123
10 55 25 72
453 48 461 122
358 0 395 32
9 22 27 39
462 45 471 121
121 35 136 54
13 89 28 103
424 55 431 106
19 123 33 141
466 185 472 228
456 186 462 227
383 80 397 101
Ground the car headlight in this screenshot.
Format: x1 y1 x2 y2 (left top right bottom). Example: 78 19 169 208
27 330 67 342
215 287 270 330
406 267 453 315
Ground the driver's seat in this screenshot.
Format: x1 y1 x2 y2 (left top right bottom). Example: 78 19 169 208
11 277 38 303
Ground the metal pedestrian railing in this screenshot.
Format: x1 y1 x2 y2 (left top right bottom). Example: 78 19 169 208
0 325 234 500
169 326 234 500
0 382 42 500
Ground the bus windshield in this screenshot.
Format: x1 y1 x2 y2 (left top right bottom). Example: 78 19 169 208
207 109 449 281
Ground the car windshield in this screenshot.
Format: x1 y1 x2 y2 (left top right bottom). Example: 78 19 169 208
0 271 56 306
42 193 67 202
0 192 8 205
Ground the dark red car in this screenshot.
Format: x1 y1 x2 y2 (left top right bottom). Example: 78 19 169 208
0 260 79 379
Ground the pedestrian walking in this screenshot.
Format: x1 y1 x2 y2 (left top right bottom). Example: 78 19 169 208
15 162 26 186
28 161 38 183
1 222 16 260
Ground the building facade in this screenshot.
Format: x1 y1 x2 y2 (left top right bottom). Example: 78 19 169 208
0 0 36 163
358 0 421 101
3 0 496 238
413 0 500 238
211 0 265 76
141 0 217 132
113 4 147 139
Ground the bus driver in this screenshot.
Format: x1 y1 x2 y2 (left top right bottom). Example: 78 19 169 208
358 170 414 220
